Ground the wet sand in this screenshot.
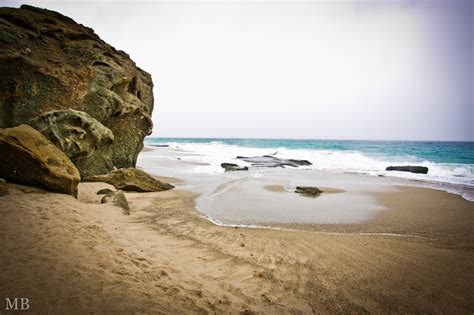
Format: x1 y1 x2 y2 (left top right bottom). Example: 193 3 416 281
263 185 345 194
264 184 287 192
140 146 154 153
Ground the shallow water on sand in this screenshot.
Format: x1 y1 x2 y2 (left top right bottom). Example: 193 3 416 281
192 170 387 225
137 147 473 226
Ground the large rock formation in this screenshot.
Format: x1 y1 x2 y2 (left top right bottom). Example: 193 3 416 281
0 124 80 196
0 5 154 177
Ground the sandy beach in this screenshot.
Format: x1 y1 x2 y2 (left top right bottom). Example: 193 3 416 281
0 147 473 313
1 3 472 314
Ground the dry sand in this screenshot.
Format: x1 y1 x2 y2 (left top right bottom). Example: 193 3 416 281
0 180 473 313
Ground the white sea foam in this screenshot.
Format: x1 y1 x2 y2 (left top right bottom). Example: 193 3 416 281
151 141 474 201
198 211 430 239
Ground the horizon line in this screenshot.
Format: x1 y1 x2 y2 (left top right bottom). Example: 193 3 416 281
146 136 474 143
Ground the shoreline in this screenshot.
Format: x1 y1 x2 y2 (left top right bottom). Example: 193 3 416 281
142 144 474 203
140 145 473 247
0 147 472 313
143 139 474 202
138 145 474 227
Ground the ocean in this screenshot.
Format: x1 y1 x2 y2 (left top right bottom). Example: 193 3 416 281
144 137 474 200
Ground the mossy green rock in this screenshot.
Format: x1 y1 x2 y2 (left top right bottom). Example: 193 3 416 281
30 109 114 177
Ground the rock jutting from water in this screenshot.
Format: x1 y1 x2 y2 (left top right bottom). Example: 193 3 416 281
295 186 323 197
386 166 429 174
0 5 154 177
236 155 312 168
221 163 249 172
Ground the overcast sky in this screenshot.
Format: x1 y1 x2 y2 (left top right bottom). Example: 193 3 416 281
3 0 473 140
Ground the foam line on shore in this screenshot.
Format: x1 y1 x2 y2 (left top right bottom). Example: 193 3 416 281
198 212 430 240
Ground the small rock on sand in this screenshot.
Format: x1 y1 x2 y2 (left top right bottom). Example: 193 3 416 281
101 190 131 215
97 188 114 195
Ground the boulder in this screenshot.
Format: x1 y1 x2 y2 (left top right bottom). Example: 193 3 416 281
101 190 130 215
0 124 80 196
221 163 249 172
84 167 174 192
0 5 154 176
30 109 114 177
295 186 323 197
0 178 8 196
237 155 312 168
97 188 114 195
385 166 428 174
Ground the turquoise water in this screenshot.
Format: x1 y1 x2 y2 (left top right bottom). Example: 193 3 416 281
144 138 474 192
146 138 474 164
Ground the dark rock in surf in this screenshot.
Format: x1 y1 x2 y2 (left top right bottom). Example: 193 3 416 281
287 159 312 166
221 163 249 172
295 186 323 197
236 155 312 168
385 166 428 174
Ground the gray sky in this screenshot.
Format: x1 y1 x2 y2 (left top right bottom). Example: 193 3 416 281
3 0 473 140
